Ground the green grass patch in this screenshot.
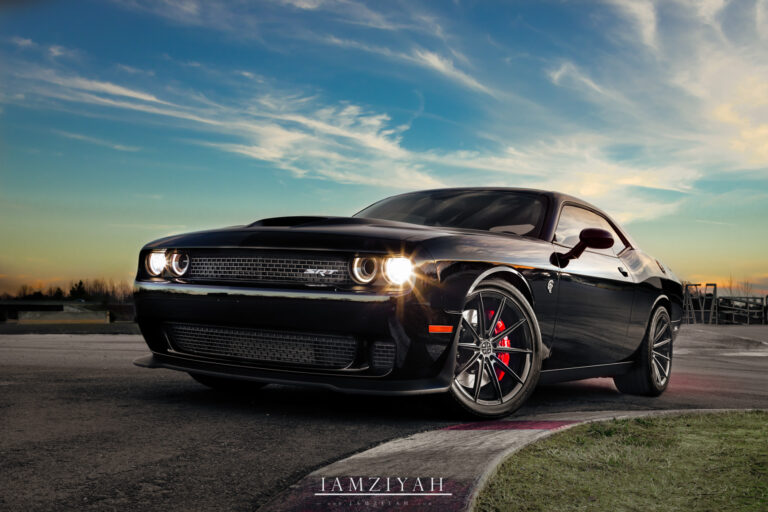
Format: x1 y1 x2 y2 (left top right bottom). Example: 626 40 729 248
475 411 767 512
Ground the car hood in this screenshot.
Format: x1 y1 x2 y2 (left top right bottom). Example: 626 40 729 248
142 216 466 254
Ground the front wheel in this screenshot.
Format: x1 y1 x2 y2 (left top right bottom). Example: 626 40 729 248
449 279 542 418
613 306 673 396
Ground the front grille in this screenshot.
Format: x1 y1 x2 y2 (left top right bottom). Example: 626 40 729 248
166 322 357 369
186 252 352 286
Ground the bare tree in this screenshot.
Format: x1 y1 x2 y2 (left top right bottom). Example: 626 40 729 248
724 274 734 297
737 280 754 297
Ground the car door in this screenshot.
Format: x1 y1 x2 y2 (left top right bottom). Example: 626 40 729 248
547 204 636 367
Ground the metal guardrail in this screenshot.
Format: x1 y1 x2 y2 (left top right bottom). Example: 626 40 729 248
717 296 766 325
683 285 767 325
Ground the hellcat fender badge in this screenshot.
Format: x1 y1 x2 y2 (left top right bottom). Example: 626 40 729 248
547 279 554 294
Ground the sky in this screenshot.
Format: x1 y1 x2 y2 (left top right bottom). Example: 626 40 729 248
1 0 767 296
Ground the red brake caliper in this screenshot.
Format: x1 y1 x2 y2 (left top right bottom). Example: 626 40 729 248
487 310 510 381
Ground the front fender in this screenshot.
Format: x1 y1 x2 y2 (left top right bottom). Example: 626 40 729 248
437 263 533 313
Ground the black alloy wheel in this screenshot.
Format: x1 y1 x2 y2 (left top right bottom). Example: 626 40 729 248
614 306 673 396
449 279 542 418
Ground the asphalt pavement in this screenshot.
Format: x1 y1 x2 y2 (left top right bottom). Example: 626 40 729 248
1 325 766 511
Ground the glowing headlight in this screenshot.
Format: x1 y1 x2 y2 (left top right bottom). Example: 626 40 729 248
383 257 413 285
146 251 167 276
169 252 190 276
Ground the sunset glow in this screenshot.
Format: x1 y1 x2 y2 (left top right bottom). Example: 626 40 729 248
1 1 767 295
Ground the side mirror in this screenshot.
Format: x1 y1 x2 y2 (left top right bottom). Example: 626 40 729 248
579 228 614 251
552 228 614 267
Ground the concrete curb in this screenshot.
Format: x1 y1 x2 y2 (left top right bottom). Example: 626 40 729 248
258 408 753 512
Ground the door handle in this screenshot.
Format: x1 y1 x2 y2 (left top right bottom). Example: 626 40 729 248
618 267 629 277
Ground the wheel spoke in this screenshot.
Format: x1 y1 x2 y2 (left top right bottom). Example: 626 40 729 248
653 357 668 379
652 350 670 362
653 322 668 342
477 293 487 335
458 342 480 350
472 358 484 401
461 317 481 342
494 346 532 355
654 338 671 349
457 351 481 374
490 318 526 343
487 297 505 337
492 354 524 384
487 359 504 403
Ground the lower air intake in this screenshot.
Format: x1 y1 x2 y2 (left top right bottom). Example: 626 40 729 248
371 341 396 372
166 323 357 369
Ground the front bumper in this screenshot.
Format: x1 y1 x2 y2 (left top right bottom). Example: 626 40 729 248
133 281 459 395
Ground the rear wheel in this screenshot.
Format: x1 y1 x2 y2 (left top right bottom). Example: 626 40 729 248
188 373 267 393
613 306 673 396
449 279 542 418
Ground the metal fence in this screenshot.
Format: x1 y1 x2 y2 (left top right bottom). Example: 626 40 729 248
683 285 767 325
683 283 718 324
717 296 766 325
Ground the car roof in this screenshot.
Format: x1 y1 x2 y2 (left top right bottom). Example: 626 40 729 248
376 187 635 247
385 186 597 211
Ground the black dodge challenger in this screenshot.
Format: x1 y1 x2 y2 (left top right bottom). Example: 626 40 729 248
134 188 682 417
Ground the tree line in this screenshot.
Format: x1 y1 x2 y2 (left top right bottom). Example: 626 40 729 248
3 279 133 303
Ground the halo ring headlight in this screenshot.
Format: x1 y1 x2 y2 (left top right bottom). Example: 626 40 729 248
146 251 167 276
351 257 378 284
169 252 190 276
383 257 413 285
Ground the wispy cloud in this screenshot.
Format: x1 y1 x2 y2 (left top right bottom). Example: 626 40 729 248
602 0 658 50
116 64 155 76
548 62 606 96
695 219 735 226
21 67 171 105
410 49 492 95
10 36 35 48
322 36 494 96
48 45 78 59
52 130 141 152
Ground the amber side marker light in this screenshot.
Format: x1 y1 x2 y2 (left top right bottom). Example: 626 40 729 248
428 325 454 334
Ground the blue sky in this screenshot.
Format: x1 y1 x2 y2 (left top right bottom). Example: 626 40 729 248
1 0 767 294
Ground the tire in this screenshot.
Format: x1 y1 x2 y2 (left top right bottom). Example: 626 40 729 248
449 279 542 418
613 306 673 396
188 373 267 393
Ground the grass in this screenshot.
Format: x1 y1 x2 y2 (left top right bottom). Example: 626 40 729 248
475 411 767 512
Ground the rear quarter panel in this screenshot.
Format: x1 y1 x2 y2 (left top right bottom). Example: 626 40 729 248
622 249 683 343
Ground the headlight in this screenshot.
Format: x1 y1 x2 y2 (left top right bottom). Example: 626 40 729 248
146 251 167 276
169 252 190 276
351 257 377 284
383 257 413 285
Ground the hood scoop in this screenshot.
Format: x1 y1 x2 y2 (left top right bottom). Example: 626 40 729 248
248 216 385 228
249 216 335 227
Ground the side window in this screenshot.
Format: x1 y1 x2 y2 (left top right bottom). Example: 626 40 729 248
554 205 626 256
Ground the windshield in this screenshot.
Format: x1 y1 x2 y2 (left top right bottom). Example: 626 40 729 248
354 190 547 238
